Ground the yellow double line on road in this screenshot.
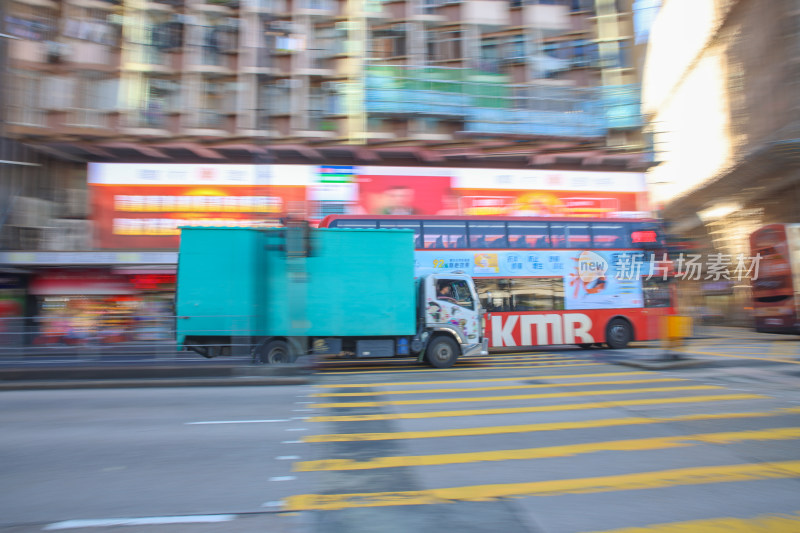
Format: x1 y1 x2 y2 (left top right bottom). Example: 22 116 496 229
304 406 800 443
295 426 800 472
310 385 724 409
284 460 800 511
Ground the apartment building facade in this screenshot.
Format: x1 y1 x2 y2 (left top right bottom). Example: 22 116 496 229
1 0 650 346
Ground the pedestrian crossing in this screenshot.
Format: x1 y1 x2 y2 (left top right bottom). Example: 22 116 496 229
314 350 603 374
283 353 800 532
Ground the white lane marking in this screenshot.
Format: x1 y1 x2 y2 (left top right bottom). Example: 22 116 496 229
261 501 285 508
269 476 297 481
295 401 314 404
283 440 303 444
185 419 289 425
291 416 310 420
276 455 300 460
293 409 313 412
286 428 308 432
44 515 236 530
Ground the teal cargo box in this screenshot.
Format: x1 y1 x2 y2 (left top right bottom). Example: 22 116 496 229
176 227 416 345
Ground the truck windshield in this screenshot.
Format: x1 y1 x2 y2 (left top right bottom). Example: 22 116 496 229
451 279 474 310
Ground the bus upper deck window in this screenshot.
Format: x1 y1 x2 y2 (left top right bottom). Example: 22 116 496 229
468 221 507 249
508 222 550 249
332 220 378 228
422 221 466 249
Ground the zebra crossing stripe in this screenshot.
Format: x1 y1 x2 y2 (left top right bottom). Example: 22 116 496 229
303 407 800 443
284 460 800 511
294 427 800 472
311 377 687 397
308 394 769 422
310 385 724 408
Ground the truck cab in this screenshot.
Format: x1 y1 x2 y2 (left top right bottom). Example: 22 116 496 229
418 273 487 367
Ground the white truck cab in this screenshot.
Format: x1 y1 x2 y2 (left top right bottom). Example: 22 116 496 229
416 273 488 367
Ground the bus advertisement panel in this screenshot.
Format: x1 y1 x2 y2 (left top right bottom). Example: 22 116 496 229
751 223 800 333
320 215 673 349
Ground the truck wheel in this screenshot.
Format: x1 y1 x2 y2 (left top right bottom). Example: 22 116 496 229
606 319 632 349
257 340 292 364
425 336 459 369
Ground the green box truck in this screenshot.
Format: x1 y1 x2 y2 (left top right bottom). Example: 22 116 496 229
176 226 487 368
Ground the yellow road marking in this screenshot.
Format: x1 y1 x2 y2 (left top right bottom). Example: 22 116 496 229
314 370 653 389
295 427 800 472
676 348 800 366
319 362 603 375
308 394 768 422
303 407 800 443
585 511 800 533
311 385 723 408
312 378 687 397
315 371 651 389
284 460 800 511
319 358 585 371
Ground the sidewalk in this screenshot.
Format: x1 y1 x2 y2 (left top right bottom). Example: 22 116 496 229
0 352 315 390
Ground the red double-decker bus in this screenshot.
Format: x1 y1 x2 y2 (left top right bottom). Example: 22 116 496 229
319 215 675 350
750 224 800 334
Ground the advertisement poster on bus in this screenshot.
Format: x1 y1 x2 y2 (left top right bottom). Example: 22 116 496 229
415 249 644 309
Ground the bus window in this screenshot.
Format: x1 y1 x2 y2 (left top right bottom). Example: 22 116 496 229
422 221 467 249
468 221 507 249
592 223 631 248
475 278 564 312
379 220 421 247
507 222 550 249
551 223 590 249
511 278 565 311
330 219 377 228
642 278 672 308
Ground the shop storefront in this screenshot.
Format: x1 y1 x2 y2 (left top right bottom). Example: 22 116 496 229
0 274 27 347
29 269 175 345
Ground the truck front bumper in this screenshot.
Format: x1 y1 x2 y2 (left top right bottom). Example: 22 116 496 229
462 337 489 357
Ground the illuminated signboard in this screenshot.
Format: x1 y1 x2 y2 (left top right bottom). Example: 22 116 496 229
89 163 650 249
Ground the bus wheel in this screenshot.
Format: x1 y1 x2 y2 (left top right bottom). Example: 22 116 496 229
425 336 459 369
256 339 293 364
606 319 632 349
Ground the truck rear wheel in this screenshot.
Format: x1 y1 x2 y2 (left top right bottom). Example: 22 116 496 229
256 339 292 364
425 336 459 369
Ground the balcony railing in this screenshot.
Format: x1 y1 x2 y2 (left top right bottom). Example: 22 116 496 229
363 66 642 137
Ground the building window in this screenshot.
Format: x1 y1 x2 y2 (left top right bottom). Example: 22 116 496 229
65 73 117 128
197 80 228 128
9 71 46 127
429 30 462 61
